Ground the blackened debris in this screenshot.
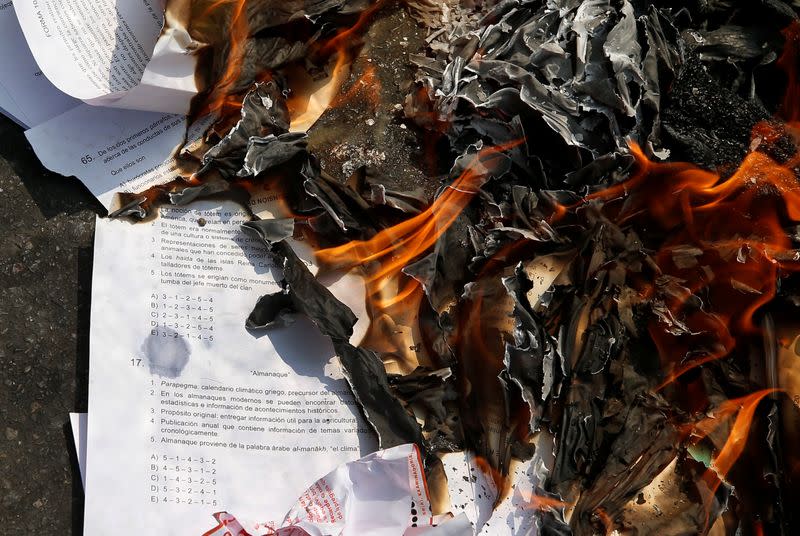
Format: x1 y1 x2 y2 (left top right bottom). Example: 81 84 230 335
407 0 684 178
242 225 424 451
660 55 771 170
199 81 291 180
110 1 800 533
502 263 563 432
387 367 464 453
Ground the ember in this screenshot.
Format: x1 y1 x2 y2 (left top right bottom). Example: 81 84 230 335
61 0 800 533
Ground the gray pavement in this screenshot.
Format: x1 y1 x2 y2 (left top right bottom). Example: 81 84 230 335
0 114 101 533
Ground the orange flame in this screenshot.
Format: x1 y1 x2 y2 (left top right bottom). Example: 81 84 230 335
593 507 615 535
588 140 800 388
682 389 776 529
197 0 249 119
575 22 800 388
316 140 522 373
520 492 567 512
778 22 800 124
316 141 523 280
330 64 381 111
286 51 351 132
317 0 387 57
708 390 775 478
288 61 381 131
194 0 385 129
285 1 385 131
529 27 800 528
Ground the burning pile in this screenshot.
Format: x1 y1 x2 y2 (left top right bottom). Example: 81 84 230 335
115 0 800 534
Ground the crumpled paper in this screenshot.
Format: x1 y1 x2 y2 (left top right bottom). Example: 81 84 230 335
202 444 472 536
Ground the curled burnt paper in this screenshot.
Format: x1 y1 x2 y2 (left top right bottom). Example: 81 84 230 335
241 225 425 452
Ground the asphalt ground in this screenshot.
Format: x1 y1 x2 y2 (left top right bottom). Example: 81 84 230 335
0 113 102 533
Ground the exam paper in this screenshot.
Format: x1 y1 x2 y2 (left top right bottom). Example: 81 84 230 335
26 89 394 535
84 200 376 535
0 1 78 127
26 103 192 209
14 0 197 114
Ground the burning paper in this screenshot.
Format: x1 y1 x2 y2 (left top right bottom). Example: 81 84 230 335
9 0 800 534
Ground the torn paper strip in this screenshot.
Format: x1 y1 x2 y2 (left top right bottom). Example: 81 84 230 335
69 412 88 489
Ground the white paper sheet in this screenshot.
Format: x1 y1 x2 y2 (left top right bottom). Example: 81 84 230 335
25 103 192 208
0 1 79 127
84 199 376 535
69 412 88 489
0 82 25 126
14 0 197 114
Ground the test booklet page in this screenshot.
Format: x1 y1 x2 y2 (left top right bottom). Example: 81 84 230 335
84 201 375 534
0 2 78 127
25 104 190 208
28 104 380 531
14 0 196 113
